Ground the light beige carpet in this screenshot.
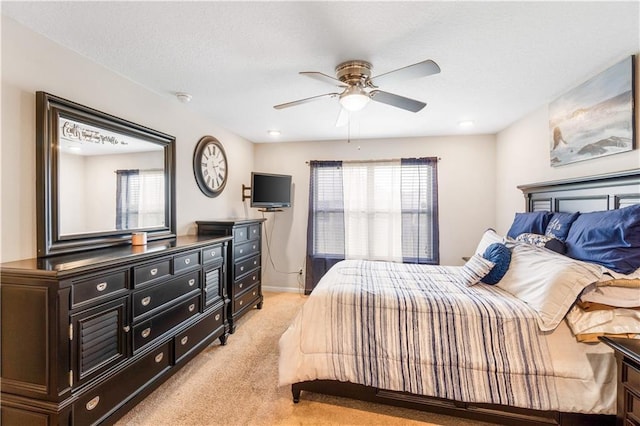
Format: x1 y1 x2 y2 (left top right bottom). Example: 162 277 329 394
116 292 492 426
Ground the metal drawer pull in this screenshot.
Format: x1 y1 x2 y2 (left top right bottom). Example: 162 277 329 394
215 314 220 321
184 258 191 265
240 266 244 272
253 261 257 265
86 396 100 411
252 275 256 281
210 250 216 257
96 282 108 292
188 303 195 312
188 279 195 286
239 249 244 253
150 268 158 276
181 336 189 345
253 291 256 296
123 326 130 332
239 300 243 306
252 245 257 250
141 296 151 306
239 283 243 289
155 352 164 363
141 328 151 338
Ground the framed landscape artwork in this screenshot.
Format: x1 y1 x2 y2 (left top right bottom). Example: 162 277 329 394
549 55 635 167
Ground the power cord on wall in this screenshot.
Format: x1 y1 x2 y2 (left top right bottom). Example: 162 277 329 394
260 210 306 295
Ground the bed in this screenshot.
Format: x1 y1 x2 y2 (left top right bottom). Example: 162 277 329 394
278 169 640 426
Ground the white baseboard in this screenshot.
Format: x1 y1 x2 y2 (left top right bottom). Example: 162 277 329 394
262 285 305 294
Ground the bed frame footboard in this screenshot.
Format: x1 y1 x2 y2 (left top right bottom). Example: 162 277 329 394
291 380 614 426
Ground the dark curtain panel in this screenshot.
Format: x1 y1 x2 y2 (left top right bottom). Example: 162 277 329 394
116 169 140 230
400 157 439 264
305 161 344 294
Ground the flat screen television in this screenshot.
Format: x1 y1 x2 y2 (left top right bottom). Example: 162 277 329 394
250 172 292 210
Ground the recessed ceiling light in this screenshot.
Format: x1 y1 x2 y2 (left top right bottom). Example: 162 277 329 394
267 129 281 137
459 120 474 127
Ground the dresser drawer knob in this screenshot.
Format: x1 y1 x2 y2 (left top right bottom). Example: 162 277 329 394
123 326 130 333
188 303 196 312
86 396 100 411
239 300 243 306
150 268 158 276
253 261 257 266
252 275 256 281
184 258 191 265
141 328 151 338
240 266 244 272
96 282 108 292
210 250 216 257
188 279 196 286
239 283 243 289
215 314 220 321
181 336 189 345
239 248 244 254
252 244 257 250
252 291 256 296
141 296 151 306
154 352 164 363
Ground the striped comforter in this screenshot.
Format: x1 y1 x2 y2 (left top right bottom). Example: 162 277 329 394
279 259 558 410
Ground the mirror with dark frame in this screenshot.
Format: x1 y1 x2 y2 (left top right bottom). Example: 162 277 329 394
36 91 176 257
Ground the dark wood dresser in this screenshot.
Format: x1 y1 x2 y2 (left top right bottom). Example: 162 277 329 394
196 219 265 333
1 235 231 425
600 337 640 426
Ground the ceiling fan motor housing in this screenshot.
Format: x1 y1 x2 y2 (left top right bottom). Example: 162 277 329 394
335 60 372 86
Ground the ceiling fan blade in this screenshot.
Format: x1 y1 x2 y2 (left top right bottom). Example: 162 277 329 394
300 71 346 87
273 93 339 110
369 90 426 113
335 108 348 127
369 59 440 87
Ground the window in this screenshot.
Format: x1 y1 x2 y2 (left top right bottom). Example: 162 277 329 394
116 169 165 230
305 158 439 292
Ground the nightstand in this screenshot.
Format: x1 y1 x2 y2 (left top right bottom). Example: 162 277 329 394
600 336 640 426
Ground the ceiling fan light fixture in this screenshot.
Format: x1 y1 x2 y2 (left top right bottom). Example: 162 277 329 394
339 86 370 112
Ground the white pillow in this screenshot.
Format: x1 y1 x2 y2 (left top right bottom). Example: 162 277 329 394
580 286 640 308
566 305 640 335
474 228 505 255
496 243 603 331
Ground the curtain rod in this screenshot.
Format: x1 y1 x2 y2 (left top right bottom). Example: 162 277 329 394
305 157 441 164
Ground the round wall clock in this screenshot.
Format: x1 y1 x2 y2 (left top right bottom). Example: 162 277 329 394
193 135 228 197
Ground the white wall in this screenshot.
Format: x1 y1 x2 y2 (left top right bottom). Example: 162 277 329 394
1 16 255 262
495 57 640 235
254 135 496 292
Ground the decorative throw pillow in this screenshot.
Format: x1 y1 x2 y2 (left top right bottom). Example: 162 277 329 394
565 204 640 275
515 232 566 254
545 212 580 241
506 211 553 239
459 254 495 287
481 243 512 285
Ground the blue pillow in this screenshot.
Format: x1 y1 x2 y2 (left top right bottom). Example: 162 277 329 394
565 204 640 274
545 212 580 241
507 211 553 239
481 243 512 285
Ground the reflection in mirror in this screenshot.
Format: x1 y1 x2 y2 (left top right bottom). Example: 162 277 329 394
58 117 165 235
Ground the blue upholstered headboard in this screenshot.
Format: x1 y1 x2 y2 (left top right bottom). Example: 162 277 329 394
518 169 640 213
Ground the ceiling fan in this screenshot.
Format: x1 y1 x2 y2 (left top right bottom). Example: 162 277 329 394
273 59 441 124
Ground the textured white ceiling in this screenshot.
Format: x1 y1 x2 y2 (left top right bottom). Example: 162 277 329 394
2 1 639 143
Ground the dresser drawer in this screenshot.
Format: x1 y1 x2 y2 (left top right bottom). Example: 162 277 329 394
132 271 200 320
235 254 260 278
174 306 225 362
234 270 260 294
627 389 640 424
202 244 224 264
234 240 259 260
624 360 640 392
72 270 128 307
133 295 200 353
73 342 170 425
233 284 260 313
174 250 200 273
248 224 260 240
133 259 171 287
233 225 249 242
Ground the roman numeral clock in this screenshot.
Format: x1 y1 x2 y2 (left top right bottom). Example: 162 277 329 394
193 135 228 197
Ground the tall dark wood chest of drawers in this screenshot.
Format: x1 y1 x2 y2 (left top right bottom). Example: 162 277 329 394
196 219 265 333
601 337 640 426
1 235 231 425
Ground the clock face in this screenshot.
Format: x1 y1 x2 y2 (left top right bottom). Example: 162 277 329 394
193 136 228 197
